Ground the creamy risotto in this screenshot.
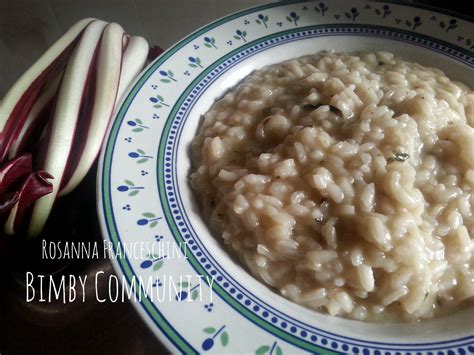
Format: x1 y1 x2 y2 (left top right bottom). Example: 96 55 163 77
190 51 474 321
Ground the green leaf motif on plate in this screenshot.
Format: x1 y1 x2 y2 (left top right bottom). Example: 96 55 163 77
153 260 163 271
255 342 282 355
220 331 229 347
276 346 283 355
128 190 139 197
203 38 217 49
255 346 270 355
204 327 216 334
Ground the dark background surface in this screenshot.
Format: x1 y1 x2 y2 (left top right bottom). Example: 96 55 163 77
0 1 472 355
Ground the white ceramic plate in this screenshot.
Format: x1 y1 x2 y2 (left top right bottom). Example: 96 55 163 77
97 1 474 353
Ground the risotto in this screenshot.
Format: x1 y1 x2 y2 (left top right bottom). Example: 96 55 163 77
190 51 474 322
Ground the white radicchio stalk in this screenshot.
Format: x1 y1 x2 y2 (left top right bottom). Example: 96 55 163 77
0 18 153 237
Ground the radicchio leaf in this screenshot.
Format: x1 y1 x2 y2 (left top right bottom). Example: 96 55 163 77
0 45 76 163
147 45 164 64
27 20 108 238
0 153 33 194
0 192 19 216
0 19 94 163
4 171 53 235
9 75 61 159
60 23 126 195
